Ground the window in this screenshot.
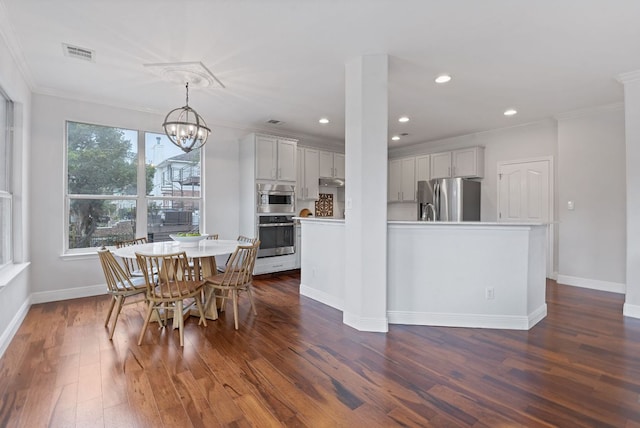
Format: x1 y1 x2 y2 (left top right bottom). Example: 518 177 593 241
0 88 13 269
65 123 202 252
145 132 201 243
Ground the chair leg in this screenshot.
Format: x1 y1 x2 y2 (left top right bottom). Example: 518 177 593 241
109 295 125 340
232 290 239 330
105 295 117 327
176 301 184 347
138 301 155 346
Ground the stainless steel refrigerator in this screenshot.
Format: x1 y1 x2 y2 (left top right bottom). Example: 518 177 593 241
417 178 481 221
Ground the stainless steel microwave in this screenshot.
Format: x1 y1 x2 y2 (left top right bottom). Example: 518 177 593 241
256 183 295 213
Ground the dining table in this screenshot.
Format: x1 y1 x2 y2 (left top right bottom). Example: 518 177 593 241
113 239 241 321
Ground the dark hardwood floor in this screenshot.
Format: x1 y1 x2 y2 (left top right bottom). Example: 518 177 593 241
1 272 640 427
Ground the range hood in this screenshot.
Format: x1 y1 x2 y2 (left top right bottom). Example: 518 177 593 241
319 177 345 188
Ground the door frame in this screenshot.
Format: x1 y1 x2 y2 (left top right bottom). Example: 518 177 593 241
497 156 555 279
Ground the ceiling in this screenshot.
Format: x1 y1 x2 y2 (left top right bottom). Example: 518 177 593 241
2 0 640 147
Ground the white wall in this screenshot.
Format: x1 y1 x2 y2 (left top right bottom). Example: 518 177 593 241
29 94 244 297
557 106 626 291
0 18 32 355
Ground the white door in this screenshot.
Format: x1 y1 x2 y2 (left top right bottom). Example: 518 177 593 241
498 158 553 276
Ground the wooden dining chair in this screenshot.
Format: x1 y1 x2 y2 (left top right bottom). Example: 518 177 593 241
97 247 147 340
206 234 219 240
218 235 258 273
135 251 207 347
204 240 260 330
115 237 148 276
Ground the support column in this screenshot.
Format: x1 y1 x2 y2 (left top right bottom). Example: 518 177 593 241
343 55 388 332
619 70 640 317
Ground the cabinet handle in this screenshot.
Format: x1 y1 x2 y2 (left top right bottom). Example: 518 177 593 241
272 168 276 179
448 166 451 176
278 168 281 178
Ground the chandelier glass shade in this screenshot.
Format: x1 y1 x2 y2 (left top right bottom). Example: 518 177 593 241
162 82 211 153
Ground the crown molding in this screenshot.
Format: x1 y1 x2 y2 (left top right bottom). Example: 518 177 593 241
0 1 36 91
554 102 624 121
617 70 640 84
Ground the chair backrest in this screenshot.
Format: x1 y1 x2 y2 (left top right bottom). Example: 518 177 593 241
237 235 258 244
206 234 219 240
219 241 260 287
115 237 148 275
135 251 199 300
116 237 148 247
97 247 139 293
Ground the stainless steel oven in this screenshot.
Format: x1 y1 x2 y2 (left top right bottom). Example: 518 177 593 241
257 183 295 214
257 215 295 258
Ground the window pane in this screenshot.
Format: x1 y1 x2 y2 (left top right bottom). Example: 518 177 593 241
145 132 202 243
67 122 138 195
68 198 137 248
0 196 10 266
147 199 200 243
145 133 201 197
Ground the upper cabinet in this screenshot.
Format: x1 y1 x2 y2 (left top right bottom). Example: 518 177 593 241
297 147 320 200
255 134 297 181
430 147 485 179
319 151 345 179
389 157 416 202
415 154 431 182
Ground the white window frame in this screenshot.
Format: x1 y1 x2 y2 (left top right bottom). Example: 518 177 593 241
64 123 203 254
0 88 13 271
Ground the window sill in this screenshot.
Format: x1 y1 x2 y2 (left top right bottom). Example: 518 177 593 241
0 262 31 287
59 251 100 261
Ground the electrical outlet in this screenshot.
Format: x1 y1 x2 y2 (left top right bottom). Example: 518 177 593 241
485 287 495 300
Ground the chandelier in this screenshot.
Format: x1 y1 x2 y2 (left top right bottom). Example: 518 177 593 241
162 82 211 153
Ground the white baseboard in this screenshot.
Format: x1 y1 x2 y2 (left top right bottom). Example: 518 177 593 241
30 283 106 304
388 304 547 330
343 312 388 333
0 296 31 358
300 283 343 311
556 274 625 294
623 303 640 319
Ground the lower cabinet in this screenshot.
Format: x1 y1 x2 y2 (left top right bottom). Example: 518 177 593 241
254 254 298 275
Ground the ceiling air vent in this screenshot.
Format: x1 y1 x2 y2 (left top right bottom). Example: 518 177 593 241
266 119 284 125
63 43 95 62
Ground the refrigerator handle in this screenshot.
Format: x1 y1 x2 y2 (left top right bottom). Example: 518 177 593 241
434 181 439 221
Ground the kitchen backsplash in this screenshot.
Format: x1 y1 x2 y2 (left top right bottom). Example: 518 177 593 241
297 187 345 218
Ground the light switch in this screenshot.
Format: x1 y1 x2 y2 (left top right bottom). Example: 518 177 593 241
567 200 575 210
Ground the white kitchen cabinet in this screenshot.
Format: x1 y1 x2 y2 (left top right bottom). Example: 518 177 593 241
295 224 301 269
415 154 430 182
319 151 345 179
430 151 453 179
388 157 416 202
255 134 297 181
297 147 319 200
453 146 484 178
430 147 484 179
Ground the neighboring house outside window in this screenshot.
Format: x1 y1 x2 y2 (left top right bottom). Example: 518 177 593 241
65 124 202 253
0 88 13 270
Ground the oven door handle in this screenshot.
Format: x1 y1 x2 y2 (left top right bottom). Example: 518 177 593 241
258 223 295 227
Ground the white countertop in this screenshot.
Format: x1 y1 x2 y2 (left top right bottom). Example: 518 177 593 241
389 220 548 226
296 217 546 227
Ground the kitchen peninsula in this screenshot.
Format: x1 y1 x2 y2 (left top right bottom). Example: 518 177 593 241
298 218 548 330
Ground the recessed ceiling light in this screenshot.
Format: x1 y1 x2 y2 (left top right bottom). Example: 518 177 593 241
504 109 518 116
398 116 410 123
435 74 452 84
391 136 400 141
319 117 329 124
